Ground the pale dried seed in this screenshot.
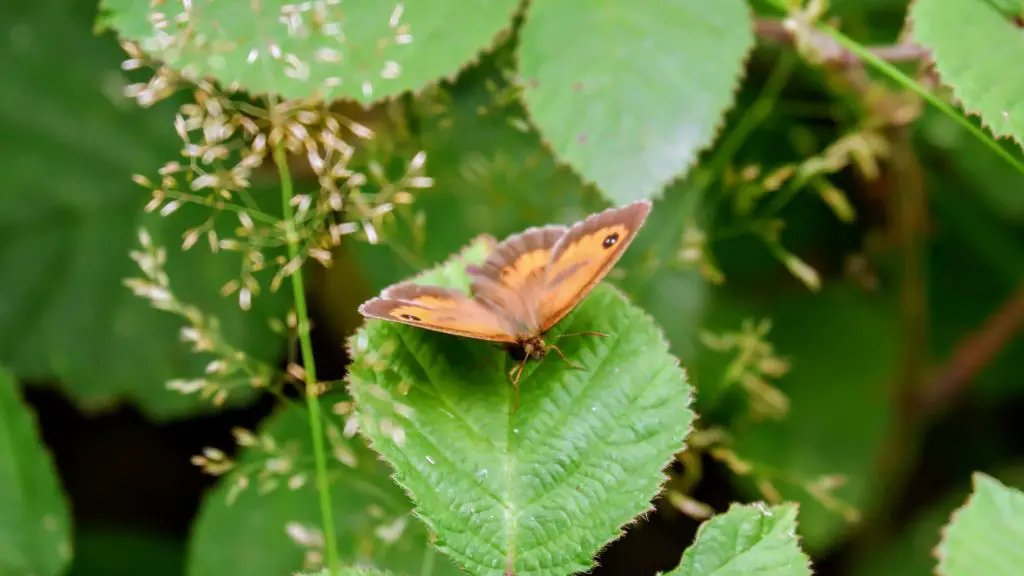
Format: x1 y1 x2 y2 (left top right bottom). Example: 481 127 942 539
285 523 324 548
239 287 252 310
389 3 404 26
307 147 325 174
342 414 359 437
191 173 218 190
408 151 427 171
159 161 182 175
327 191 343 211
182 229 201 250
160 200 181 216
381 60 400 80
296 109 319 124
309 248 332 266
406 176 434 188
347 120 374 140
314 47 342 63
363 222 378 244
288 474 307 490
288 122 309 141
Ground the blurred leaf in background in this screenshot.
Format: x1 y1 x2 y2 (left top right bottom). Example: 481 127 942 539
187 400 461 576
1 0 1024 574
0 368 71 576
0 0 289 419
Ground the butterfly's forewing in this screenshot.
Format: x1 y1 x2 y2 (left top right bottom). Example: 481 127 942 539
537 200 652 332
358 282 517 343
467 224 568 335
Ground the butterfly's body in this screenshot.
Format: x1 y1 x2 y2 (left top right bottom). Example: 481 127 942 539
358 200 652 394
505 335 547 362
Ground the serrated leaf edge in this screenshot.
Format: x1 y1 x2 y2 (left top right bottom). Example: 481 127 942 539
102 0 524 110
512 0 756 203
907 0 1024 149
345 268 694 573
658 502 812 576
932 471 1003 574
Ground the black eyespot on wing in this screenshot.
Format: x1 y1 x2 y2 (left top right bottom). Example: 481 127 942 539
400 313 421 321
602 232 620 249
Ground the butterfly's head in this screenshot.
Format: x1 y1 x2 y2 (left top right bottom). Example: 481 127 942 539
520 335 547 360
504 335 547 362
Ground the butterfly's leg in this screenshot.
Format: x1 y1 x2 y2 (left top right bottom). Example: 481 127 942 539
547 344 587 372
507 360 526 410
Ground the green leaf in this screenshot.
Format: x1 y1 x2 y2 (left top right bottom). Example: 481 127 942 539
910 0 1024 149
0 0 288 418
517 0 753 203
662 503 811 576
101 0 520 104
346 50 606 292
849 467 1024 576
347 238 694 574
0 368 72 576
188 400 460 576
936 472 1024 576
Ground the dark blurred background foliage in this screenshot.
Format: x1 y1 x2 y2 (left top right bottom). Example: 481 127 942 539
1 0 1023 574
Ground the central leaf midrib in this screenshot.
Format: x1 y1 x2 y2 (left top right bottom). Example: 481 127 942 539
503 354 518 571
499 301 628 569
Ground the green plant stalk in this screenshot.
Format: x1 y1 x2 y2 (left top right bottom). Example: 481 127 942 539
821 28 1024 175
761 0 1024 176
273 142 341 573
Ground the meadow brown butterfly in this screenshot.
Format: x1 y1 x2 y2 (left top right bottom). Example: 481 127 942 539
358 200 652 395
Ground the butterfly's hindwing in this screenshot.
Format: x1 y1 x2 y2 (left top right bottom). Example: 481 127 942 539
359 282 516 342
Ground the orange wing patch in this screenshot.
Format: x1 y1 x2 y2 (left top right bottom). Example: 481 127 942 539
537 201 651 332
497 248 550 290
359 283 516 343
544 224 631 282
358 200 652 345
539 224 634 330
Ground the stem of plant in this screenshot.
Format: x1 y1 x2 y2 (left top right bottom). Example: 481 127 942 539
759 0 1024 176
273 141 341 573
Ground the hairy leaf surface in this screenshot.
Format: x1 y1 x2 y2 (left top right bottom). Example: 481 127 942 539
347 237 693 574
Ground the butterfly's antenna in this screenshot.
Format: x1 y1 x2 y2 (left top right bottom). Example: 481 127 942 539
553 331 609 340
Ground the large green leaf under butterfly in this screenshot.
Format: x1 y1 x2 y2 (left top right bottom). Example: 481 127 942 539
347 237 693 574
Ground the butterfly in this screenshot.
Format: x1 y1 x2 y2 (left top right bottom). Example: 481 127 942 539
358 200 652 396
